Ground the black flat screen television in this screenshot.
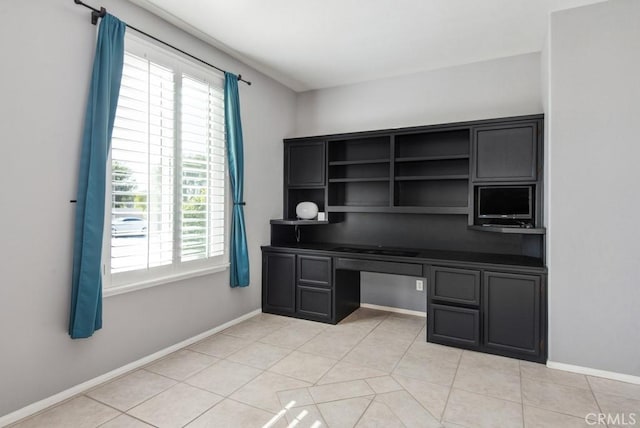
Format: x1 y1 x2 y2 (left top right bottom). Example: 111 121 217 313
477 186 532 219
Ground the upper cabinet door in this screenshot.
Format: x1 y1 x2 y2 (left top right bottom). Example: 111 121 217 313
286 141 326 187
472 122 538 182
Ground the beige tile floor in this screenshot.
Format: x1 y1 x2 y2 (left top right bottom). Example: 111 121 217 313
10 308 640 428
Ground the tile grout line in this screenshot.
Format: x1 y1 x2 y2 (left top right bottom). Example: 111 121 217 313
523 403 609 423
310 312 389 426
257 331 322 352
438 348 463 425
163 387 223 428
83 369 178 417
187 333 254 359
519 360 525 428
519 372 611 422
96 317 284 426
586 376 611 428
98 409 159 428
382 318 452 421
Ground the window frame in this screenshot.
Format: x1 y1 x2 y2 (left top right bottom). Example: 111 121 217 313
102 32 230 297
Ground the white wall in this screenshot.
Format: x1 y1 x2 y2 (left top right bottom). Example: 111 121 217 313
0 0 295 417
295 53 542 137
547 0 640 376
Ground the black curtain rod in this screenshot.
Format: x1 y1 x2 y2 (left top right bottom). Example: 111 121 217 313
73 0 252 86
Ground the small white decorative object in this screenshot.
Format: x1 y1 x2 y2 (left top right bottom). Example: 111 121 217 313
317 212 327 221
296 201 318 220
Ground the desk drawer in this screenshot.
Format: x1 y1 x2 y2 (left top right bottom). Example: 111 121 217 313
335 258 422 276
430 266 481 306
297 285 332 322
297 255 332 287
429 304 480 347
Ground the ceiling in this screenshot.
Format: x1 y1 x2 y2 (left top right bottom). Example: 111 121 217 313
129 0 605 92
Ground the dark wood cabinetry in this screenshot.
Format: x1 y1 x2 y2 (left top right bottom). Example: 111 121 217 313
430 304 480 347
429 266 480 306
426 263 545 361
267 114 547 363
286 141 325 187
469 118 544 231
284 115 543 222
296 255 332 322
327 136 391 209
427 265 482 349
322 129 472 214
394 130 470 213
262 252 296 314
297 286 332 322
472 122 538 182
263 252 335 322
283 141 326 221
297 255 332 287
484 271 542 357
263 246 546 362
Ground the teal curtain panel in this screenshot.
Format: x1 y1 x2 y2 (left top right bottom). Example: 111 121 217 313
69 14 126 339
224 73 250 287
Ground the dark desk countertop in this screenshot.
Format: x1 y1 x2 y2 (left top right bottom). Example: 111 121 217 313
262 242 546 272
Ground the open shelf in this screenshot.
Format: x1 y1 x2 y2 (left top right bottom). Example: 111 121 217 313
328 136 391 163
326 205 468 215
395 154 470 163
286 188 326 220
329 162 390 181
397 206 469 214
329 177 390 183
327 206 391 213
270 219 330 226
329 180 390 207
468 225 546 235
395 175 469 181
394 180 468 209
329 159 390 166
395 130 470 158
395 157 469 178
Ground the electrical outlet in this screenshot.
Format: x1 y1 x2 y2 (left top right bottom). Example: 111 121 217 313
416 279 424 291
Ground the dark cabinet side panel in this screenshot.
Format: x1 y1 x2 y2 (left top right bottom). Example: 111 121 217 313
483 271 541 356
262 252 296 314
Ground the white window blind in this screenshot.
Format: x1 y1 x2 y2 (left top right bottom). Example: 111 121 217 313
107 36 226 288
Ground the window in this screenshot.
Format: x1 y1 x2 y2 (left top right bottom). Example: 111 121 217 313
104 34 227 291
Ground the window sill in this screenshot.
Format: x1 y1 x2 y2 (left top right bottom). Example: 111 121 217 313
103 263 230 298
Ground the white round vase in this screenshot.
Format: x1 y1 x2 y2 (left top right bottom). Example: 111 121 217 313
296 201 319 220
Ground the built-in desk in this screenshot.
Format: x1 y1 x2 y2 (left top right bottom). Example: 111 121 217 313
262 243 547 363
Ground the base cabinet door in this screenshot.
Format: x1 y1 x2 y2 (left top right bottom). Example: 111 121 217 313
297 285 332 322
262 252 296 315
484 271 541 357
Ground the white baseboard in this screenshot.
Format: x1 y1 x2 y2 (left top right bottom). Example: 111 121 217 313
0 309 262 428
360 303 426 318
547 361 640 385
